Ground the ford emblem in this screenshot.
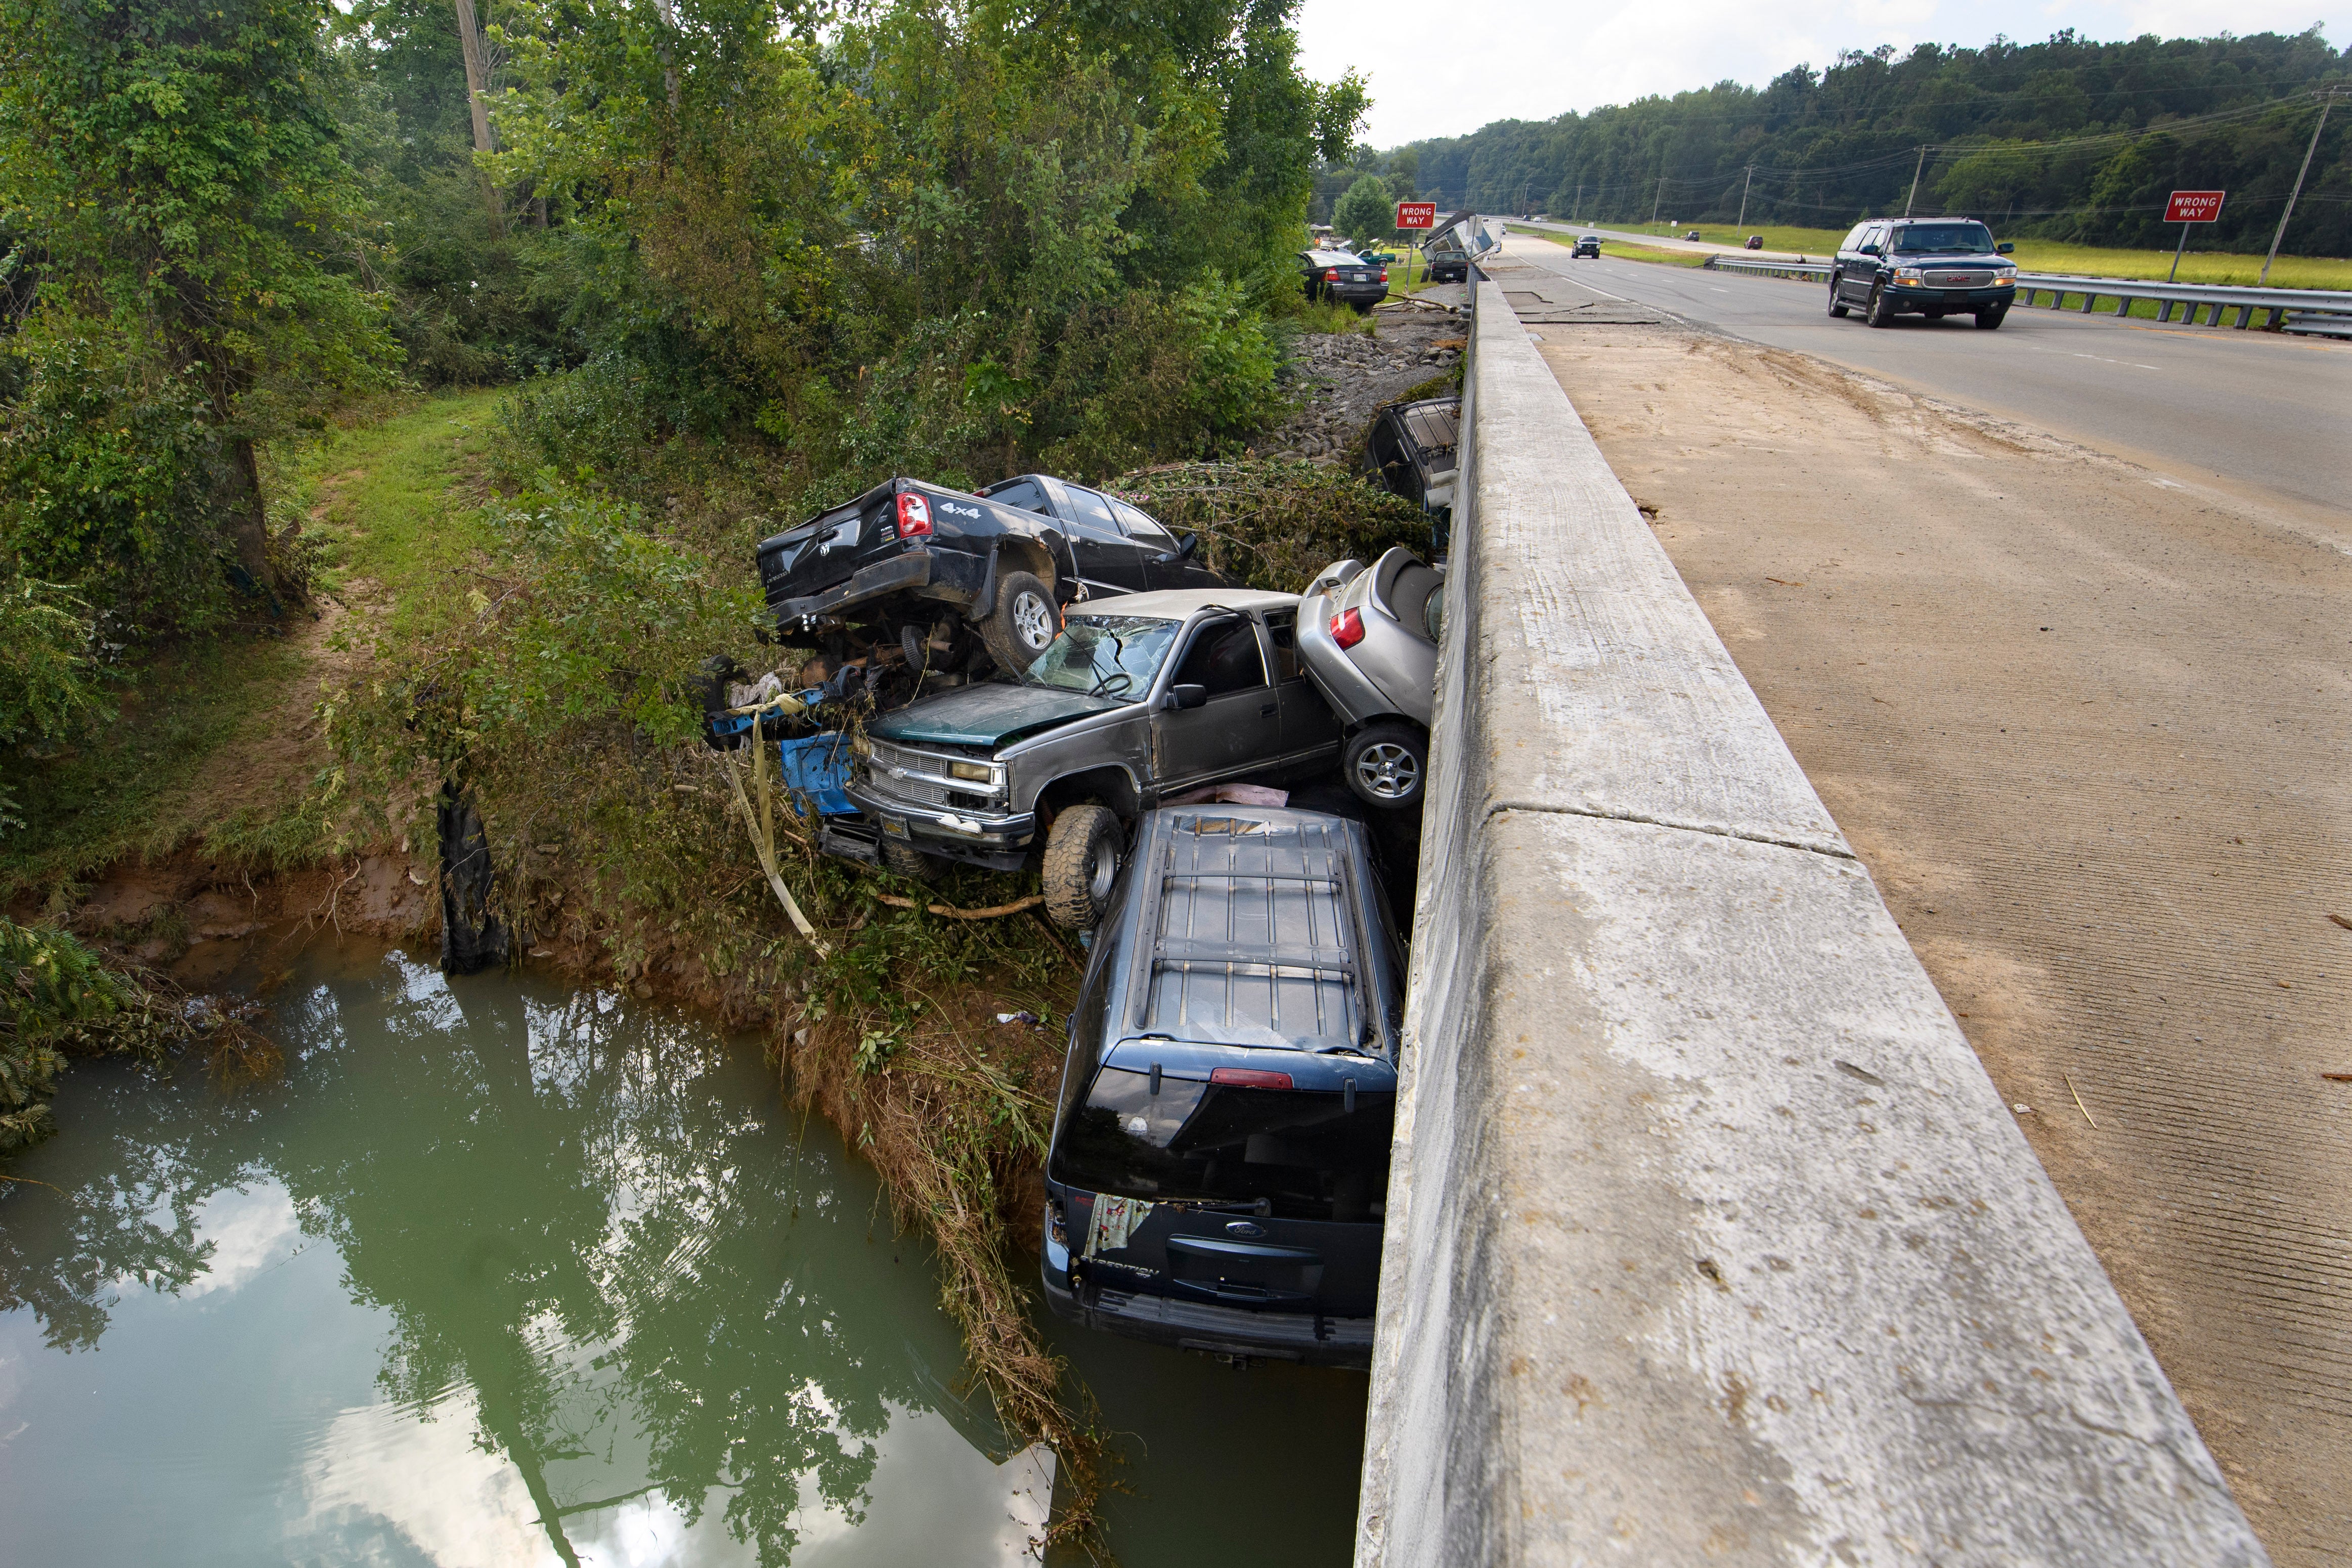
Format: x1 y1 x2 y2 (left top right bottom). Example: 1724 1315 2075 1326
1225 1221 1266 1239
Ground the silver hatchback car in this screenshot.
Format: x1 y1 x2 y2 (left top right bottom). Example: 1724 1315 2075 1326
1297 548 1443 810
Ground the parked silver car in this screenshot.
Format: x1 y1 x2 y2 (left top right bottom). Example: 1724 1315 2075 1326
1297 549 1443 810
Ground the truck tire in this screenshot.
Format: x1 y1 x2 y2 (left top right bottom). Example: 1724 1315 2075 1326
1865 284 1896 328
1042 804 1123 930
1974 306 2007 330
1827 281 1848 319
977 571 1061 675
1342 722 1428 811
879 836 945 884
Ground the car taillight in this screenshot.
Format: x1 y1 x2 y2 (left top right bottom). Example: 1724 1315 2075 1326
1210 1067 1294 1089
896 493 932 538
1323 268 1339 281
1329 607 1365 649
1378 270 1389 283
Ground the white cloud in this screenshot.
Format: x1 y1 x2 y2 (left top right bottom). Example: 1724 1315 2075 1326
181 1183 306 1299
1295 0 2351 147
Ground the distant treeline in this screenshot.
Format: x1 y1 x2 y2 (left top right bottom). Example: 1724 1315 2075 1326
1378 30 2349 253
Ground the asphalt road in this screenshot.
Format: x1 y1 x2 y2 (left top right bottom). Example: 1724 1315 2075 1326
1498 233 2352 514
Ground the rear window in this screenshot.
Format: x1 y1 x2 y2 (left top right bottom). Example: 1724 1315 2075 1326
1052 1066 1393 1221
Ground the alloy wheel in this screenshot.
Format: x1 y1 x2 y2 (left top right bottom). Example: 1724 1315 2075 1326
1354 741 1420 801
1012 591 1055 651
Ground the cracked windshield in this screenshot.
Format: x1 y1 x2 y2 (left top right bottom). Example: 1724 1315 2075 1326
1018 617 1181 698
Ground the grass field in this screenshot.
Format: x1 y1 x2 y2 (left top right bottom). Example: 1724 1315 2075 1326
1544 221 2352 290
0 388 504 896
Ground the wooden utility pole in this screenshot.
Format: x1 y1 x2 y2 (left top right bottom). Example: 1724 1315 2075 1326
451 0 502 230
1650 175 1665 230
1904 145 1930 215
2261 90 2338 286
1736 164 1754 229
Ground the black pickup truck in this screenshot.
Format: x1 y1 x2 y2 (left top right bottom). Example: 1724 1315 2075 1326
757 474 1227 674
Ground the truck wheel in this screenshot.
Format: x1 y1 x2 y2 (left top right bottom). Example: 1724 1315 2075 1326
1974 306 2007 330
1042 804 1123 930
1827 280 1848 318
1343 723 1427 811
879 837 945 884
1865 284 1895 328
977 571 1061 675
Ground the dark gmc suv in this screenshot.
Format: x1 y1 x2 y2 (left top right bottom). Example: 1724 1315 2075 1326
1828 218 2019 329
756 475 1226 674
1042 806 1401 1367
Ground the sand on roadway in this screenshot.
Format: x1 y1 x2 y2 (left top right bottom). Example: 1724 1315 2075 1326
1530 320 2351 1565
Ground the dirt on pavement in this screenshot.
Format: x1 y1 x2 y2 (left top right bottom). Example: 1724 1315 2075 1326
1533 322 2351 1564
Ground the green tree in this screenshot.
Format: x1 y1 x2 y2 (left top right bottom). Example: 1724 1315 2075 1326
0 0 397 602
1333 171 1394 244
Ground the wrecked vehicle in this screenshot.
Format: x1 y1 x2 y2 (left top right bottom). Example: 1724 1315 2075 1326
1040 804 1402 1368
1297 549 1443 811
839 589 1342 922
1298 247 1389 313
1361 396 1458 521
1419 210 1501 283
755 475 1226 678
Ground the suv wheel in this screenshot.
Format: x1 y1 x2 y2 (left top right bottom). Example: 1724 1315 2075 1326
1827 278 1849 319
1042 804 1123 930
1343 722 1428 811
1974 306 2007 330
1865 284 1895 328
880 837 945 884
977 571 1061 675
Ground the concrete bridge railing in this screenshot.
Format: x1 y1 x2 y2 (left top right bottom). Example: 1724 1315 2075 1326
1352 280 2269 1566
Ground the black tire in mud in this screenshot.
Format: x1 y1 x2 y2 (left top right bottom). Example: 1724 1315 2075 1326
977 571 1061 676
1041 804 1123 931
879 837 946 884
1342 722 1428 811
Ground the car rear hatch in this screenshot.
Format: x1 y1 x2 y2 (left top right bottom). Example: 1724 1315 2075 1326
1049 809 1400 1319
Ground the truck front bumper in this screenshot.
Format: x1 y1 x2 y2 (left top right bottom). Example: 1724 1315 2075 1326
1885 284 2016 312
844 779 1036 872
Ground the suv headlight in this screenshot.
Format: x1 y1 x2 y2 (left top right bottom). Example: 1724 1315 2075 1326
1989 268 2016 286
1893 267 1925 286
948 760 998 786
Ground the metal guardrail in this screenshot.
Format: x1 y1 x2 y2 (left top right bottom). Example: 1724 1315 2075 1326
1703 253 2352 335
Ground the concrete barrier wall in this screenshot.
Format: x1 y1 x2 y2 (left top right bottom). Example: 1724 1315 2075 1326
1353 281 2269 1566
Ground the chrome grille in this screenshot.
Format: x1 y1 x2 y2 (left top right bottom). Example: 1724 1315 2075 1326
863 740 1001 812
1928 270 1991 288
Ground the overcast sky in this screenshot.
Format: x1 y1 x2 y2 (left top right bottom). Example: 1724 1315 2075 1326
1294 0 2349 147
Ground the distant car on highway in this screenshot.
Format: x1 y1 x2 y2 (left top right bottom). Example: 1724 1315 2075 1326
1684 230 1702 241
1299 248 1389 313
1828 219 2019 329
1744 234 1764 250
1572 234 1601 259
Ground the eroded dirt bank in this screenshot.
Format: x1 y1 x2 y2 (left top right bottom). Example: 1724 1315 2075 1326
1535 321 2351 1563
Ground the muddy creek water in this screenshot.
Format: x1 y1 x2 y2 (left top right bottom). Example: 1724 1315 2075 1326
0 942 1366 1565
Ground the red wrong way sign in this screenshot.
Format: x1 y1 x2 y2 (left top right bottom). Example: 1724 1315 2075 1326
2165 190 2226 223
1395 201 1437 230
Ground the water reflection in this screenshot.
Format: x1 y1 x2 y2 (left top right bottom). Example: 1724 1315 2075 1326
0 944 1047 1566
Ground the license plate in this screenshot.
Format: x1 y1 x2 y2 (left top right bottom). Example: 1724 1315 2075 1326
882 817 911 839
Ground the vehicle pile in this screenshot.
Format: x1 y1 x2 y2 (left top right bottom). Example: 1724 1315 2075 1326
708 440 1458 1365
